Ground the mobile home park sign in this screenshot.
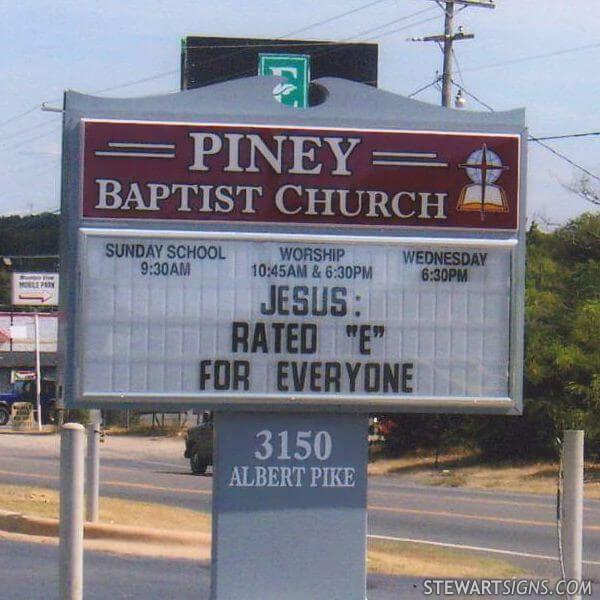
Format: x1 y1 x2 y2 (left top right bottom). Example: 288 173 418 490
61 77 526 413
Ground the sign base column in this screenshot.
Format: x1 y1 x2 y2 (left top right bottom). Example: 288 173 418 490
211 411 368 600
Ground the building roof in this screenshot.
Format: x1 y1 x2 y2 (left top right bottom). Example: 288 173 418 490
0 351 57 368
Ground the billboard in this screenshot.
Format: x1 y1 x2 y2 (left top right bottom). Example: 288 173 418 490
180 36 378 91
61 77 526 412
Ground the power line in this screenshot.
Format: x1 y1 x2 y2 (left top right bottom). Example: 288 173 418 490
462 41 600 73
0 106 41 129
157 7 436 52
2 16 598 133
363 13 442 41
179 3 427 89
451 48 465 86
530 132 600 142
280 0 391 39
185 8 440 88
184 9 442 89
450 79 600 183
0 69 179 130
0 6 436 169
408 77 441 98
0 149 61 173
450 80 494 111
0 116 61 143
0 125 61 154
2 160 59 178
91 70 178 95
0 3 433 127
1 158 59 184
1 151 58 166
7 6 595 173
532 139 600 184
343 7 437 41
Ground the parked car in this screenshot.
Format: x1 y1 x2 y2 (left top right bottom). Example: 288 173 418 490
184 412 213 475
0 380 57 426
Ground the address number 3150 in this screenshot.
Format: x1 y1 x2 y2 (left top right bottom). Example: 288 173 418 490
254 430 333 462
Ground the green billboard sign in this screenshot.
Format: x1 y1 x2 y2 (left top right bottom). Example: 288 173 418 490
258 53 310 108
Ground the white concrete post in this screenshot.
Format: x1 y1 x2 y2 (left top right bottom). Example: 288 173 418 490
85 410 101 522
562 430 584 600
59 423 85 600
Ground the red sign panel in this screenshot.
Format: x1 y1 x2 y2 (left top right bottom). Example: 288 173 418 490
82 120 520 230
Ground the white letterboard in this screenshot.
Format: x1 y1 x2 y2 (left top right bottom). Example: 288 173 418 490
79 230 513 407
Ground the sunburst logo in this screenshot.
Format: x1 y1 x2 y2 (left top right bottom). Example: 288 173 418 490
457 144 509 221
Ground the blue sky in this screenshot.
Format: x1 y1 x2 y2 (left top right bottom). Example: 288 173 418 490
1 0 599 225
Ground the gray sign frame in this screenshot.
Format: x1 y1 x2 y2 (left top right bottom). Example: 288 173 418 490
59 76 526 415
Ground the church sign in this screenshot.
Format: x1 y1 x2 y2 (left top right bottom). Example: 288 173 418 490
60 77 525 600
60 78 525 415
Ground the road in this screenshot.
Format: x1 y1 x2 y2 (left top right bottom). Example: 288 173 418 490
1 432 600 584
0 538 416 600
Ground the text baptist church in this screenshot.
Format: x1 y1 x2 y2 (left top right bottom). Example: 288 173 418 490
92 132 448 221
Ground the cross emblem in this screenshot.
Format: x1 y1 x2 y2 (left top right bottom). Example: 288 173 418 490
459 144 509 221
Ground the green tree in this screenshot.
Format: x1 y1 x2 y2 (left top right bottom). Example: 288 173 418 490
477 213 600 459
383 213 600 461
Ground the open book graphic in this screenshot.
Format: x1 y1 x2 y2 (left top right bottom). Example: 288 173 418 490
457 184 508 213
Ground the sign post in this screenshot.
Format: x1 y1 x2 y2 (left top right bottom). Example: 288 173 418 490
60 76 526 598
34 313 42 431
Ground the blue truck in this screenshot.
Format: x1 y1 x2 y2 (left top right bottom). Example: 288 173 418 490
0 379 57 426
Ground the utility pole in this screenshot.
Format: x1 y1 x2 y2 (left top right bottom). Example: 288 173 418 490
441 1 456 108
409 0 495 107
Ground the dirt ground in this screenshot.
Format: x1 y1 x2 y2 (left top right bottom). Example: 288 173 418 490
368 450 600 498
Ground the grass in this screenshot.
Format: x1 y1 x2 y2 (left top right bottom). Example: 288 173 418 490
0 482 524 577
368 449 600 498
368 449 477 477
367 538 523 578
0 483 210 531
104 424 186 437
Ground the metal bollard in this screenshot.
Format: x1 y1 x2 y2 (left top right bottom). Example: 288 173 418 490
85 410 101 523
562 430 584 600
59 423 85 600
